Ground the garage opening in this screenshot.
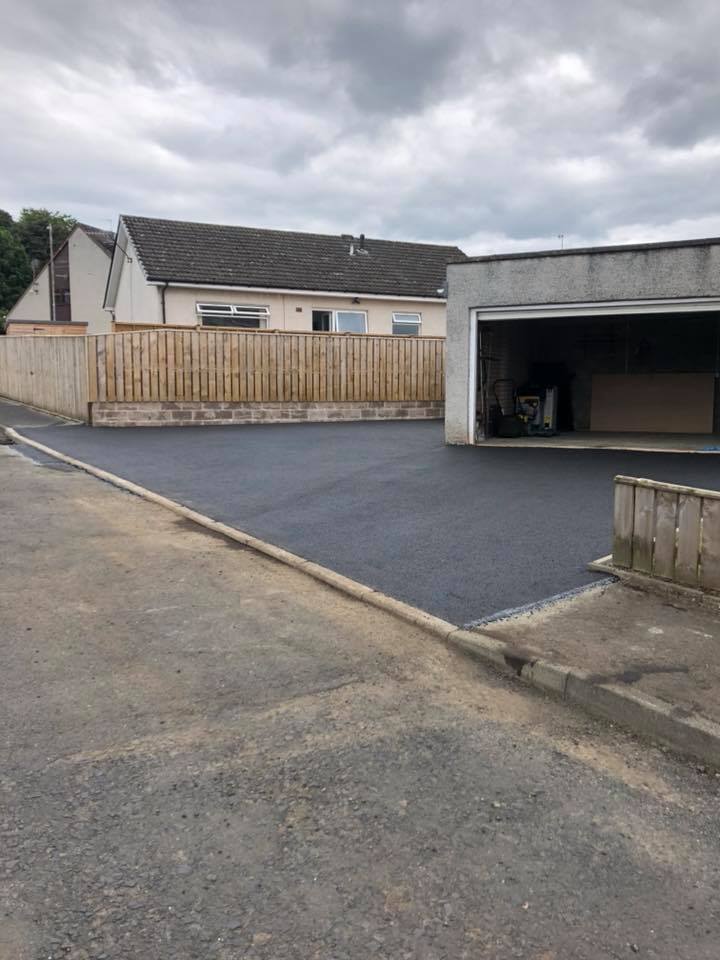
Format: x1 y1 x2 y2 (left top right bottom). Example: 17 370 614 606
475 311 720 448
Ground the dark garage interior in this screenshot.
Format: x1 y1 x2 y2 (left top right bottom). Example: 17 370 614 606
476 312 720 441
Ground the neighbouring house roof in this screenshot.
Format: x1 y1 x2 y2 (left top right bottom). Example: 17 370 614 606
79 224 116 257
120 215 467 299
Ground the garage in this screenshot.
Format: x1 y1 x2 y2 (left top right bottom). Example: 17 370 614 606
445 238 720 448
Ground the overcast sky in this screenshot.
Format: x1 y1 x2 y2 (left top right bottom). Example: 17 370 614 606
1 0 719 254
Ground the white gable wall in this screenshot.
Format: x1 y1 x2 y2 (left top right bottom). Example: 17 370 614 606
6 263 51 322
68 230 113 333
111 235 162 326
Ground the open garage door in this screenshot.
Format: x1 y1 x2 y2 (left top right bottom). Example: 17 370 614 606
475 312 720 438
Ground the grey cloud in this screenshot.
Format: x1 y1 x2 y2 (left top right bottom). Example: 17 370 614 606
3 0 720 252
623 50 720 146
324 4 461 114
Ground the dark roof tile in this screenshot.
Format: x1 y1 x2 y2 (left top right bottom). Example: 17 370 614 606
79 224 116 257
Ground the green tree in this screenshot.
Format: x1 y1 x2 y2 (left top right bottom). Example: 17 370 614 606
15 208 76 266
0 226 32 322
0 209 14 232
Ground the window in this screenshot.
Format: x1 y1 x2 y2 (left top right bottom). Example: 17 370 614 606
196 303 269 328
335 310 367 334
311 309 368 334
312 310 332 332
392 312 421 336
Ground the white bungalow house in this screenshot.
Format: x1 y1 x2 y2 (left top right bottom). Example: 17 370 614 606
104 215 466 337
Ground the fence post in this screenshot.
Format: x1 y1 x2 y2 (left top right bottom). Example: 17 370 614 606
612 478 635 568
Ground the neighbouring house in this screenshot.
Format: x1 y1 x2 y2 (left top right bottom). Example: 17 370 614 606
445 237 720 445
5 224 115 336
104 216 466 336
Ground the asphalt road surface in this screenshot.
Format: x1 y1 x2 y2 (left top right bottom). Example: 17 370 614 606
2 444 719 960
3 400 720 624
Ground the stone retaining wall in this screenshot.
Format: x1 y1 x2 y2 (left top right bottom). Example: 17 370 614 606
91 400 444 427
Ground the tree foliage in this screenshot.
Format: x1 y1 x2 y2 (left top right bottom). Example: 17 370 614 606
0 227 33 319
14 208 77 266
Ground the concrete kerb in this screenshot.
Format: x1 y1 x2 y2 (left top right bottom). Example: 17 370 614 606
6 425 720 768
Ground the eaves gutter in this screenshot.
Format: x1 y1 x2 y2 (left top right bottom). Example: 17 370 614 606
147 280 446 303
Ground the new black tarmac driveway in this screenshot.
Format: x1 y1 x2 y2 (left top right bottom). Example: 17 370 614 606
4 402 720 624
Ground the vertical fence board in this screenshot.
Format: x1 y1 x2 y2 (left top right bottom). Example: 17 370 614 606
198 332 209 400
251 335 261 400
139 333 149 399
210 333 218 401
114 335 124 401
96 337 107 402
260 333 270 402
221 333 230 401
653 490 678 580
436 340 444 401
189 332 199 401
148 331 158 400
267 334 277 402
237 334 248 401
87 337 99 403
105 336 116 402
215 333 225 400
327 337 335 402
166 332 176 402
612 482 635 568
700 499 720 592
157 331 167 401
306 336 314 402
182 332 192 401
230 334 241 402
122 334 131 401
631 485 655 574
675 494 702 586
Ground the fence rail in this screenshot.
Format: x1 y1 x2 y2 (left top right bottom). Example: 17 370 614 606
613 475 720 592
88 329 445 404
0 335 89 420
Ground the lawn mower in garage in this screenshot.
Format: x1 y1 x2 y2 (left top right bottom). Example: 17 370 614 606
490 379 558 438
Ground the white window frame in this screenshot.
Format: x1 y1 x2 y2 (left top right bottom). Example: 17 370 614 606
312 309 368 333
196 302 269 328
392 311 422 336
333 309 368 334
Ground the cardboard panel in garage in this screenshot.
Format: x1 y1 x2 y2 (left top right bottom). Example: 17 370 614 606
591 373 715 433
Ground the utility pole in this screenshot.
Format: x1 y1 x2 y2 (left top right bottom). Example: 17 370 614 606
47 222 57 323
557 233 565 249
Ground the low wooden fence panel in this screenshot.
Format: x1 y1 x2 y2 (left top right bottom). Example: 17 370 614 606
613 475 720 592
88 329 445 404
0 335 89 420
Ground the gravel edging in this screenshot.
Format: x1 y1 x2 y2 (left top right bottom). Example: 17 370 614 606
7 425 720 768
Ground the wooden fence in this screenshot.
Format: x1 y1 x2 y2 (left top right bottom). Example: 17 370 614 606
0 335 89 420
613 475 720 592
88 329 445 404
